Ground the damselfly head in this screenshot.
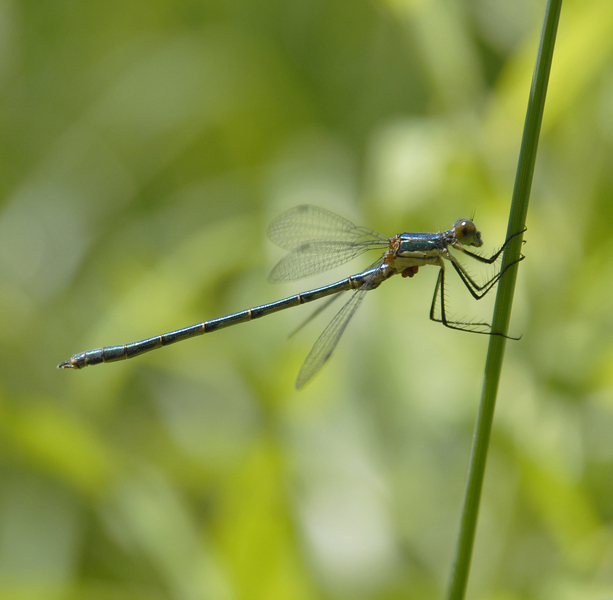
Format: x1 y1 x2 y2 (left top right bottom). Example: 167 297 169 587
453 219 483 248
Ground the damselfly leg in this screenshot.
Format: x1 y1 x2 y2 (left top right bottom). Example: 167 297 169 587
429 229 526 335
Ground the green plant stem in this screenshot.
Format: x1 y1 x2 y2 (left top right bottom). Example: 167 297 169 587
446 1 563 598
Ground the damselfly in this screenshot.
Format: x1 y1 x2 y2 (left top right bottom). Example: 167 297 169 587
58 205 524 388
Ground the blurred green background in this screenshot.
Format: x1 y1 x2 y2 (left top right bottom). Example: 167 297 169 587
1 0 613 598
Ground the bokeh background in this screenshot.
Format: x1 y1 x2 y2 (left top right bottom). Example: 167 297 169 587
1 0 613 598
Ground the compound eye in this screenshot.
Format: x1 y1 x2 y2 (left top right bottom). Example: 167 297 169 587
453 219 480 246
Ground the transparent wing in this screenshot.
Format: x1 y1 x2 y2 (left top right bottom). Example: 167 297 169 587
267 205 389 282
268 204 388 250
295 273 376 389
268 241 385 282
288 294 342 339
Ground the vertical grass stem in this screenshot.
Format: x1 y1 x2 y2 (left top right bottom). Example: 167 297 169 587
446 1 563 598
